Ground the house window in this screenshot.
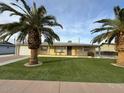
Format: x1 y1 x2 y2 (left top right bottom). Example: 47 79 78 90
41 46 48 51
84 47 90 52
55 47 65 53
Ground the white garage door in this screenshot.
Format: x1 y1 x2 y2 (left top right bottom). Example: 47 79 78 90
19 46 30 55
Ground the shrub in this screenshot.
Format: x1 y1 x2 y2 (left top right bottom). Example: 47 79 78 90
88 51 94 57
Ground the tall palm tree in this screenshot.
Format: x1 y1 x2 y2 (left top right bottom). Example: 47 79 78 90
0 0 62 65
91 6 124 66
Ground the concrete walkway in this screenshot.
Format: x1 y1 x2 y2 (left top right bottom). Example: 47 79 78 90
0 55 28 66
0 80 124 93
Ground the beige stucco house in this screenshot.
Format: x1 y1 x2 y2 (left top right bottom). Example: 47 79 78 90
16 42 98 56
16 42 117 57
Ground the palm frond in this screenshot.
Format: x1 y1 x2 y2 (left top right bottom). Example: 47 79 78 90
0 32 10 41
95 19 112 23
107 32 116 44
95 19 119 27
0 29 18 41
16 0 31 14
11 3 28 15
38 5 47 15
0 22 22 31
42 20 63 29
119 8 124 22
32 1 37 16
42 27 60 41
0 2 23 16
44 36 54 45
114 6 120 18
91 27 114 34
91 32 112 44
17 31 27 42
42 15 57 22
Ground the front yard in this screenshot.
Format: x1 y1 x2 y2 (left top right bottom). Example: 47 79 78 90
0 57 124 83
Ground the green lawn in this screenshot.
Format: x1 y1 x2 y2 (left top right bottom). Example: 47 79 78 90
0 57 124 83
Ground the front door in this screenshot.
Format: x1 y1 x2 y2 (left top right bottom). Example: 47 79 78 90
67 46 72 55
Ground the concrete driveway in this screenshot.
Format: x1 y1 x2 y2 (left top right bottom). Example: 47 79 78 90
0 55 28 66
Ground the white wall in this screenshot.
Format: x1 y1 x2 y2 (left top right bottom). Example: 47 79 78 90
100 44 116 52
19 46 30 55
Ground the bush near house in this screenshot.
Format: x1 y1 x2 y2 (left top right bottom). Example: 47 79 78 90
88 51 94 57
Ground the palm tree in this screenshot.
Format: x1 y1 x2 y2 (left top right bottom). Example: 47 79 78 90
0 0 62 65
91 6 124 66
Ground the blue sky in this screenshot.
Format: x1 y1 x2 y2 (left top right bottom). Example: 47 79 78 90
0 0 124 44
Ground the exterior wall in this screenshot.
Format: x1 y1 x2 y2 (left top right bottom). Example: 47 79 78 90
38 46 67 56
19 46 30 55
17 45 96 56
100 44 116 52
49 46 67 56
72 47 87 56
38 46 49 55
49 47 56 55
95 44 117 57
81 47 88 56
72 47 77 56
72 46 96 56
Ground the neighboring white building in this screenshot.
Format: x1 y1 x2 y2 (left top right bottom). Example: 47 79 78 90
0 41 15 55
95 43 117 57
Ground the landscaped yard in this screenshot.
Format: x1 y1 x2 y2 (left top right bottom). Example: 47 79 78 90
0 57 124 83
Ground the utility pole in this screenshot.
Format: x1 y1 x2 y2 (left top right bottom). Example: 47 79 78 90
78 38 80 43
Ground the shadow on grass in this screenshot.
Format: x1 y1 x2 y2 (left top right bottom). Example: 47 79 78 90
39 57 75 64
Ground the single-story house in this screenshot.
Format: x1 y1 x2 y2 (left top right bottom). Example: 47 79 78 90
0 41 15 55
16 42 98 56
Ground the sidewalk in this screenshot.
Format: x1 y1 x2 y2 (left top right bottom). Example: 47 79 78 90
0 55 28 66
0 80 124 93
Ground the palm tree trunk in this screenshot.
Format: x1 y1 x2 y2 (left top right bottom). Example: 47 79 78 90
116 32 124 66
29 49 38 65
117 51 124 65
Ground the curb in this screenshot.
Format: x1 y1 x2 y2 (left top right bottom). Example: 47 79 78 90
111 63 124 68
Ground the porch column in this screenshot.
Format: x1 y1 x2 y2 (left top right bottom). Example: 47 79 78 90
98 46 101 57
